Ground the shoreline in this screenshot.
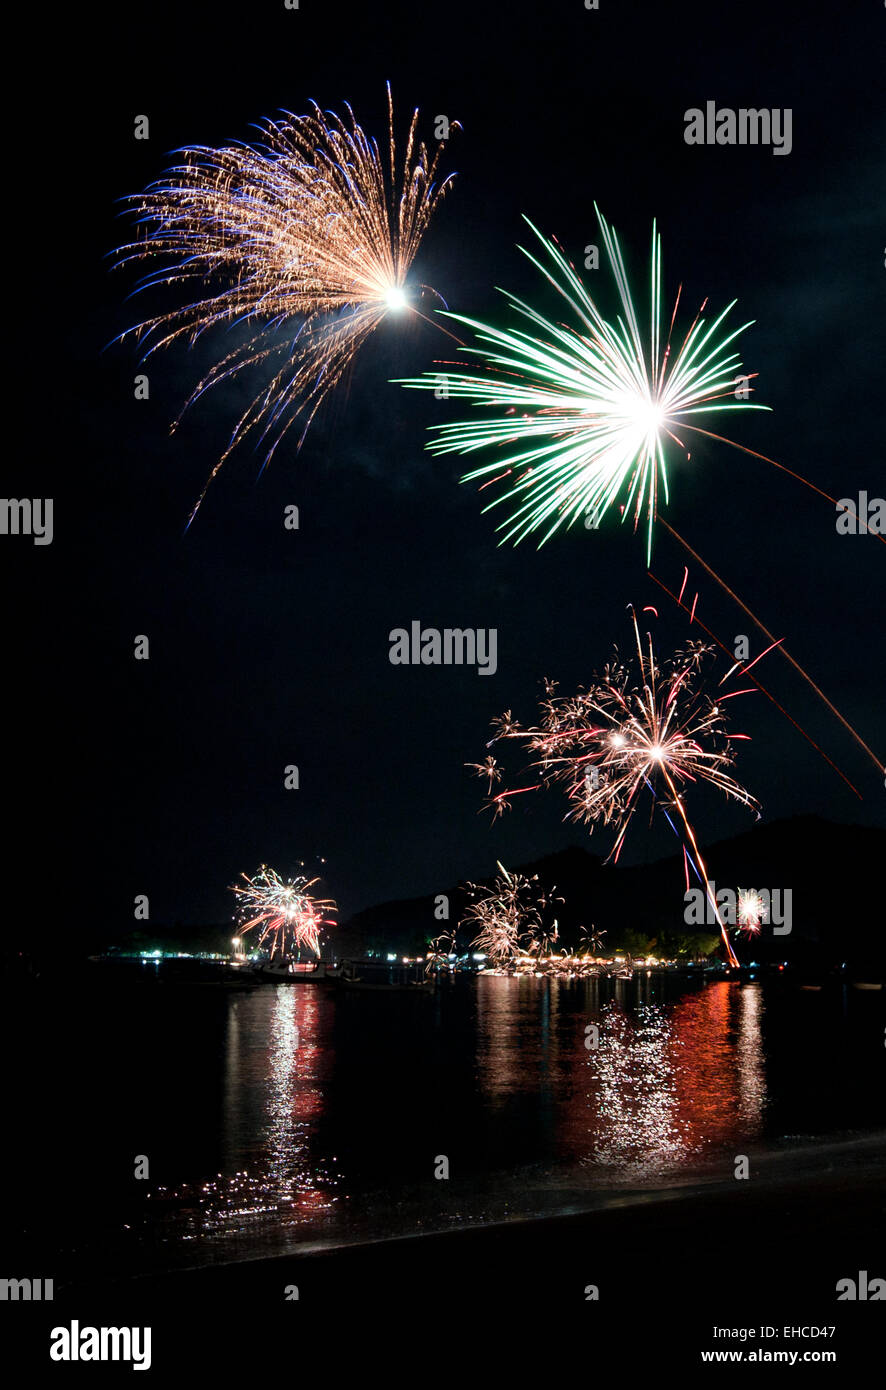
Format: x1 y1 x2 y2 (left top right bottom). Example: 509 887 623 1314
68 1128 886 1293
6 1129 878 1372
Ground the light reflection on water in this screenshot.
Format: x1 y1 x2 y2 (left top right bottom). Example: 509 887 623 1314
587 1002 689 1173
474 978 766 1181
133 975 880 1266
152 988 342 1249
589 985 764 1176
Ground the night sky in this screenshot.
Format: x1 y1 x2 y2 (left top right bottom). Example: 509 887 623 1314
10 0 885 932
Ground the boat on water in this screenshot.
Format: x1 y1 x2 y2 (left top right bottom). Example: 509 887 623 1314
338 959 434 992
252 956 341 983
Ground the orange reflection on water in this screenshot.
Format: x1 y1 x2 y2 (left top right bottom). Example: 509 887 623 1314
667 982 766 1151
581 982 767 1179
475 974 567 1102
474 976 767 1182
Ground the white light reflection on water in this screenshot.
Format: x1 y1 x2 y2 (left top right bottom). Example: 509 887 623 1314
581 982 767 1180
587 1001 689 1175
118 973 884 1274
736 985 766 1129
149 988 342 1250
474 975 769 1185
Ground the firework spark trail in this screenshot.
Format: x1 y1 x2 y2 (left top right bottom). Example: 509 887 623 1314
644 772 710 904
231 865 337 958
398 208 768 561
472 608 760 966
647 570 863 797
659 518 885 781
681 426 881 542
460 862 558 967
400 209 875 557
641 769 739 963
114 87 458 523
657 760 739 966
403 201 881 781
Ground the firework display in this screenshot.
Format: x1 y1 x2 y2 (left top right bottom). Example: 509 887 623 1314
472 608 760 966
115 87 458 522
460 861 561 968
736 888 767 938
426 914 616 977
396 209 882 779
398 210 766 559
111 89 881 976
231 865 337 958
14 2 886 1359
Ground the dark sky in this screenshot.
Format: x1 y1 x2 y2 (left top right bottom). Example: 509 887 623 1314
10 0 885 933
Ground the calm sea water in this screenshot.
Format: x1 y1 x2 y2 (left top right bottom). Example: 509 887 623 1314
6 970 885 1279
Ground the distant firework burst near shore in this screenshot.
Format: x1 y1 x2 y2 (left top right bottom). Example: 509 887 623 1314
736 888 767 938
231 865 337 958
471 607 761 966
114 86 459 523
399 209 767 560
460 861 561 968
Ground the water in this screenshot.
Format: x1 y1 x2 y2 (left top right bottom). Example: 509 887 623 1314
6 969 884 1280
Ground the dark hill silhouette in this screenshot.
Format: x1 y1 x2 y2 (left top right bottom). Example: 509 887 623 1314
336 815 885 969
